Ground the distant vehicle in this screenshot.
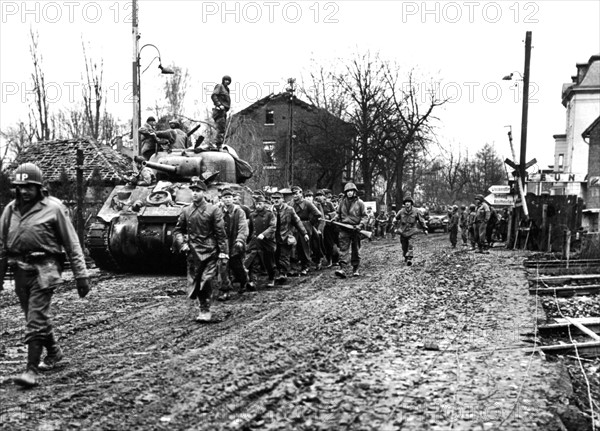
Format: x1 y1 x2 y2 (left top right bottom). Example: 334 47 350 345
427 213 449 233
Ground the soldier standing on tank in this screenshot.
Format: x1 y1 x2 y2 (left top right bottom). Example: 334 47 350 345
139 116 159 160
333 182 368 278
173 178 228 322
271 191 308 285
394 195 428 266
211 75 232 150
169 119 189 150
245 195 277 288
0 163 90 388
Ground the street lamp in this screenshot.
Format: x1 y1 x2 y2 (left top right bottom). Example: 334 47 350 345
502 71 523 81
131 0 174 156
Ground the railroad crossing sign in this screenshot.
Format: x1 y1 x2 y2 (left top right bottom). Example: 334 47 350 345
488 185 511 194
504 158 537 177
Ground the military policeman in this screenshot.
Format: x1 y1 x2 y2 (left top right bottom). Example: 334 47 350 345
0 163 90 387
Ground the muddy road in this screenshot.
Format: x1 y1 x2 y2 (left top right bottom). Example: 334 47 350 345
0 234 594 430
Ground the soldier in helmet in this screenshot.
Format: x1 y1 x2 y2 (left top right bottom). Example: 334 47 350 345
210 75 232 150
128 156 156 187
474 194 491 253
448 205 460 248
394 195 428 266
168 119 189 150
172 178 229 322
333 182 368 278
0 163 90 388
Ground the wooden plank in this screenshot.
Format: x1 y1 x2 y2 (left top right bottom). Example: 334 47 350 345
529 284 600 296
531 274 600 282
538 320 600 337
526 267 600 276
554 317 600 325
563 317 600 341
524 259 600 268
538 340 600 357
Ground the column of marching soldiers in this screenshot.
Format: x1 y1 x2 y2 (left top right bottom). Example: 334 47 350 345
173 181 371 324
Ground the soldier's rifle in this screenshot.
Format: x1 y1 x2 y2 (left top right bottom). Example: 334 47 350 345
322 219 372 239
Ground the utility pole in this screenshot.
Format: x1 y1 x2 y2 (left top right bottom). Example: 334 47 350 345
132 0 140 156
519 31 532 190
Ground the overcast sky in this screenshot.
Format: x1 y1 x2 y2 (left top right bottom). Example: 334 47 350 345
1 1 599 170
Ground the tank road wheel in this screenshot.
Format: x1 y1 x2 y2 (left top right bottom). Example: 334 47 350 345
85 221 121 272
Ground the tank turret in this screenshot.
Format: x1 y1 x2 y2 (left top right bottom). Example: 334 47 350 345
85 149 252 273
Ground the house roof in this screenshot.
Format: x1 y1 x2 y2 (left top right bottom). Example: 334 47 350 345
582 116 600 139
233 92 353 130
562 54 600 106
13 139 132 183
234 92 320 117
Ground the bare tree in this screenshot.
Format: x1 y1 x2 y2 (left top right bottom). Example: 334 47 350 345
336 51 390 199
29 29 51 141
467 143 505 195
81 40 104 140
0 121 35 169
382 66 447 205
438 145 471 203
164 66 190 117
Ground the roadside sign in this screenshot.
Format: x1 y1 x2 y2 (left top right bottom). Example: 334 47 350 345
485 193 516 206
488 185 511 194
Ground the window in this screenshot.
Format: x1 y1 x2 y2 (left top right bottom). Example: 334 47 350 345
265 109 274 125
558 154 564 170
263 141 276 165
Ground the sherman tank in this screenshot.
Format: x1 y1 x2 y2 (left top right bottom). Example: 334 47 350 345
85 149 252 273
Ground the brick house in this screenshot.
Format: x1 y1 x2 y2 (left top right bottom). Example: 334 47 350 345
229 93 355 192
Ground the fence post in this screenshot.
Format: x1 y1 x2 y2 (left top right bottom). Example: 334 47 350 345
564 229 571 268
76 148 84 246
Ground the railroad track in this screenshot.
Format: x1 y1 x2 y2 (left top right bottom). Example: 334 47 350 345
526 257 600 357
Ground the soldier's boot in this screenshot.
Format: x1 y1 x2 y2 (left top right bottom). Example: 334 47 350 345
334 264 347 279
39 333 64 371
196 301 212 323
352 265 360 277
15 340 43 388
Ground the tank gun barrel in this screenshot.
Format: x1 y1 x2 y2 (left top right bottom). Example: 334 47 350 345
143 160 178 174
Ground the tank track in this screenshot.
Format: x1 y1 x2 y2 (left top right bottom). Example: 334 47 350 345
86 220 121 272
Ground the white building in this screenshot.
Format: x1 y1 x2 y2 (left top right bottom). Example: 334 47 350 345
550 54 600 196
